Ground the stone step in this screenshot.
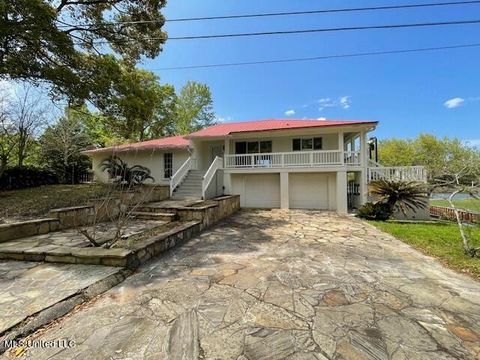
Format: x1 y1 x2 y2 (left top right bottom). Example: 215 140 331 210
130 211 177 221
133 206 177 214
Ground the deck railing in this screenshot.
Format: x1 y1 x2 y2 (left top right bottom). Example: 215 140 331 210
368 166 427 182
224 150 362 169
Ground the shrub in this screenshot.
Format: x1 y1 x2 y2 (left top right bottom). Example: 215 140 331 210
0 166 59 190
100 156 154 186
357 202 392 221
369 180 428 215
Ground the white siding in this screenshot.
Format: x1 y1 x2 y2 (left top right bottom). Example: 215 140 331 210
191 139 224 170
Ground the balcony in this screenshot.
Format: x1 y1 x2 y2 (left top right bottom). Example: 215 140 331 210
224 150 361 169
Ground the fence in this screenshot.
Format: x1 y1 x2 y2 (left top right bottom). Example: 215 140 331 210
429 205 479 223
79 173 93 183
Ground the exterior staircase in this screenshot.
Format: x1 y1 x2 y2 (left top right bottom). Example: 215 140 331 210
171 170 205 200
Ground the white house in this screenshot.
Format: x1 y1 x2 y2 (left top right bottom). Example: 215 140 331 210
85 119 427 213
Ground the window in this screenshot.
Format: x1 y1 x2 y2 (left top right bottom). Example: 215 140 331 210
247 141 259 154
235 142 247 154
164 153 173 178
235 141 272 154
260 141 272 153
292 137 323 151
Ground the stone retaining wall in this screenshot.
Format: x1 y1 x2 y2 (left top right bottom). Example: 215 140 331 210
0 221 201 270
49 206 95 229
0 219 60 243
0 186 170 243
0 194 240 268
175 195 240 230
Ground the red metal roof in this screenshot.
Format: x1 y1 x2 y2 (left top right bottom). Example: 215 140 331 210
187 119 377 138
84 119 377 154
83 135 190 155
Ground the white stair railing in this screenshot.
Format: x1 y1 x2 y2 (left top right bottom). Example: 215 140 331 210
170 157 194 196
202 156 223 199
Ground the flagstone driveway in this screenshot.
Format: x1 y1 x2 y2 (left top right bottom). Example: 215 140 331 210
6 210 480 359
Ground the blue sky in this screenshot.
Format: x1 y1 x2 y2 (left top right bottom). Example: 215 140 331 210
140 0 480 143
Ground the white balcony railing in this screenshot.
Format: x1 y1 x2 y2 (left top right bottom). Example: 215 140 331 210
368 166 427 182
224 150 362 169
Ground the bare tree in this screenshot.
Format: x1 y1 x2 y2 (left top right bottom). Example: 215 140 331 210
434 165 480 257
10 85 49 166
77 150 158 249
0 82 49 175
0 84 15 177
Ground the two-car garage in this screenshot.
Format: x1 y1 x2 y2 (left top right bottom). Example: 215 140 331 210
231 172 336 210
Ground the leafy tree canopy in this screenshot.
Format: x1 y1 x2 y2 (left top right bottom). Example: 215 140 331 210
167 81 216 135
95 66 176 141
0 0 167 101
378 134 480 184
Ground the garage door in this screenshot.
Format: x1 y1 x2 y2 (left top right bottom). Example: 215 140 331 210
289 173 329 209
232 174 280 208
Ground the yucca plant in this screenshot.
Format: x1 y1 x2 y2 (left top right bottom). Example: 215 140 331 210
369 179 428 217
100 156 154 186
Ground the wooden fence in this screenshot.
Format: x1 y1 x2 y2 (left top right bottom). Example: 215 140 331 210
429 205 479 223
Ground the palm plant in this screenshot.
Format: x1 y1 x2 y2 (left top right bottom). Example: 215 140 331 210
369 179 428 217
100 156 154 186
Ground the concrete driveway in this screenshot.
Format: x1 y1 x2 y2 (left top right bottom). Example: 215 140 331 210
6 210 480 360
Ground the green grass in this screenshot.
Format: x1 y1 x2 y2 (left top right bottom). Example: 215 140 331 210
430 198 480 213
0 184 110 221
369 221 480 279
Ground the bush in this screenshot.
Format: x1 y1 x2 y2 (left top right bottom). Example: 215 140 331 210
0 166 59 190
357 202 392 221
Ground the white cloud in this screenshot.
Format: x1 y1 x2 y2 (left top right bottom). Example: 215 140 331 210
317 117 327 121
340 96 351 109
215 116 232 123
317 96 351 112
284 109 295 117
444 97 465 109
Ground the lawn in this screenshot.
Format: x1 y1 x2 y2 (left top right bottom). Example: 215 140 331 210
430 198 480 213
0 184 110 221
370 221 480 279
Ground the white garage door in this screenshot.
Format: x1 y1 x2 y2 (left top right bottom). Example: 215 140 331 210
232 174 280 208
289 173 329 209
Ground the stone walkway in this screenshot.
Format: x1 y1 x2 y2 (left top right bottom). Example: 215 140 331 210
4 210 480 359
0 261 121 336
